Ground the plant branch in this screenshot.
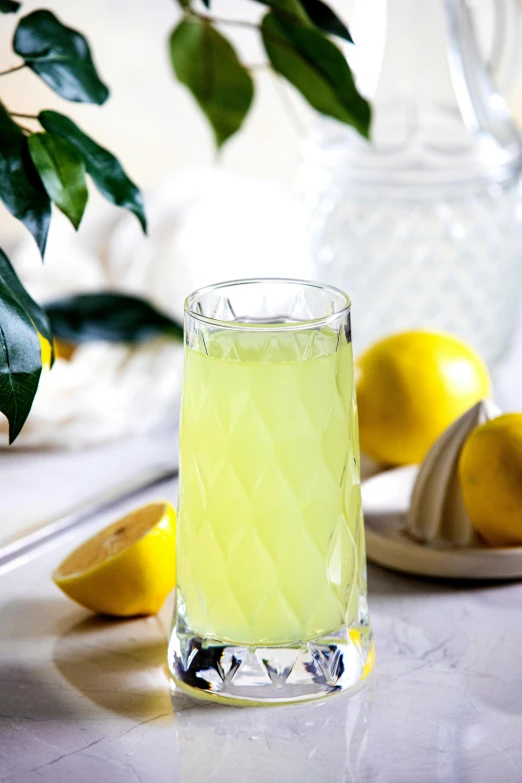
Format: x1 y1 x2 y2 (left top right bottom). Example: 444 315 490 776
0 63 26 77
191 12 259 31
191 10 330 83
192 5 316 31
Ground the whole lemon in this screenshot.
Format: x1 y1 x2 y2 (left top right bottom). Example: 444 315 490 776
356 331 491 465
459 414 522 547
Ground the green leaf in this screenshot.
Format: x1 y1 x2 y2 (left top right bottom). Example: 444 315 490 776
28 132 88 230
0 277 42 444
300 0 353 42
45 292 183 344
0 247 53 350
169 17 254 148
39 111 147 233
0 1 21 13
261 11 370 137
253 0 352 40
0 105 51 257
13 9 109 104
251 0 310 25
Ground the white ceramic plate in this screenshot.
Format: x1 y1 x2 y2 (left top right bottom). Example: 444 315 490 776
361 466 522 580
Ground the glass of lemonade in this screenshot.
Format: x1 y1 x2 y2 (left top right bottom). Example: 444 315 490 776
169 279 374 704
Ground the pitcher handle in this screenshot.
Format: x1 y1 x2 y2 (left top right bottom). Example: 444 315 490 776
487 0 522 95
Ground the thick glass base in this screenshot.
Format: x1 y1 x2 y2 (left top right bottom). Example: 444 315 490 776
168 613 374 705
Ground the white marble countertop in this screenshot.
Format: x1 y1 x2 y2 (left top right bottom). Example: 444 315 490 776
1 451 522 783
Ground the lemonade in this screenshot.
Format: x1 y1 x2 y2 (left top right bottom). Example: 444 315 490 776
176 328 365 646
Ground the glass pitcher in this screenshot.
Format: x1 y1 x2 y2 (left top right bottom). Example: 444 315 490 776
301 0 522 366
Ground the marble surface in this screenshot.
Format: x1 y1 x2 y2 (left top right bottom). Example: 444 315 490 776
1 465 522 783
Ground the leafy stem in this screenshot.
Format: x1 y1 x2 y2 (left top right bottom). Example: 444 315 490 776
170 1 369 147
191 13 259 31
0 7 148 443
187 11 309 79
187 8 345 90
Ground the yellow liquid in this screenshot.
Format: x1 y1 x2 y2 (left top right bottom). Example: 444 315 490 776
177 329 364 646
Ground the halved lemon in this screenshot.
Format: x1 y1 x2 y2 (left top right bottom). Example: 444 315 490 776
39 332 76 367
38 332 53 369
53 502 176 617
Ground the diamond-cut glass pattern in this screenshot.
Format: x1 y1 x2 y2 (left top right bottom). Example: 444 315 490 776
171 280 373 703
169 591 374 701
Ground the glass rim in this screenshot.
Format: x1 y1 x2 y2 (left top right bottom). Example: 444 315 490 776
184 278 351 331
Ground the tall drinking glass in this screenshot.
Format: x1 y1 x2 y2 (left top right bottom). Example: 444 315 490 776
169 279 374 704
